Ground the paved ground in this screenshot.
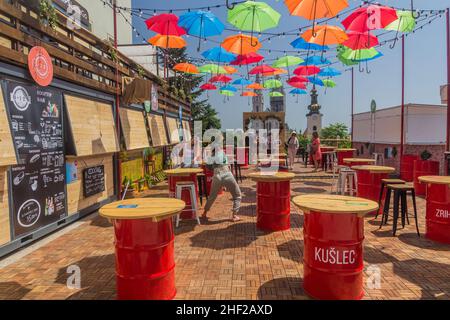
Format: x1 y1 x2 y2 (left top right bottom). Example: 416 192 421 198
0 163 449 300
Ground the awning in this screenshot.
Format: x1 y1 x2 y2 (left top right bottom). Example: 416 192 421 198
166 116 180 144
119 108 150 150
147 113 169 147
0 87 18 166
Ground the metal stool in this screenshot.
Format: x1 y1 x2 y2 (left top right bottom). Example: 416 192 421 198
175 181 200 227
373 153 385 166
335 167 358 196
377 178 406 219
196 173 208 206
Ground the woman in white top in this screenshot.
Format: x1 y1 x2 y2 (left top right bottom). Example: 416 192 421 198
287 131 299 170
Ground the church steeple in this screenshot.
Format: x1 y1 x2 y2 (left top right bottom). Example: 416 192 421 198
307 85 321 116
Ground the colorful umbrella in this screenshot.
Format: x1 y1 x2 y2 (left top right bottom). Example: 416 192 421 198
322 79 336 88
179 10 224 51
220 90 235 96
269 91 284 97
220 85 238 92
340 47 383 62
199 64 227 74
230 52 264 65
294 65 321 76
300 56 331 66
173 63 199 74
200 83 217 90
242 91 258 97
201 47 237 63
209 75 232 83
223 66 238 74
148 35 186 48
343 31 379 50
342 4 398 32
247 83 264 90
285 0 348 20
272 56 303 76
287 79 307 89
232 78 252 86
290 37 329 51
145 14 186 36
302 25 348 46
308 77 324 86
385 10 416 33
228 1 281 36
289 88 307 94
337 45 359 66
319 67 342 77
263 68 288 77
263 79 283 89
221 34 261 55
289 76 309 83
249 65 276 75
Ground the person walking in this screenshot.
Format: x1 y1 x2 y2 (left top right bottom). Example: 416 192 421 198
311 131 322 172
287 131 299 170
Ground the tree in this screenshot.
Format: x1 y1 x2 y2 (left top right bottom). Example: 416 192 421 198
320 123 349 140
191 99 221 131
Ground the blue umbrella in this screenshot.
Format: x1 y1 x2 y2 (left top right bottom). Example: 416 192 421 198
289 89 307 95
179 10 225 51
301 56 331 66
202 47 237 63
307 77 324 86
290 37 329 51
232 78 252 86
319 67 342 77
220 85 238 92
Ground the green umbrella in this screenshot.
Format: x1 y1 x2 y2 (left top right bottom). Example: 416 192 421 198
322 79 336 88
340 47 381 62
272 56 304 68
385 10 416 33
199 64 227 74
228 1 281 38
269 91 284 97
220 90 235 96
263 79 282 89
337 45 358 66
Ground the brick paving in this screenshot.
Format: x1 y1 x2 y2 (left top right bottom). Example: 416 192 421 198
0 163 449 300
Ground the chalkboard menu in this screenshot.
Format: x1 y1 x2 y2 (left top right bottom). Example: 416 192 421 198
5 81 66 238
82 165 105 197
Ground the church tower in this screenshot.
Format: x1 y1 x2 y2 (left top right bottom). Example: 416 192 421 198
306 86 323 136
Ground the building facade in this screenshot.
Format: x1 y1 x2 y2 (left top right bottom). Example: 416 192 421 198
270 76 286 112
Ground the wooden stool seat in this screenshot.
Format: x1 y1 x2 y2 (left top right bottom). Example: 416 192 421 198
387 183 414 190
176 181 195 186
381 178 406 184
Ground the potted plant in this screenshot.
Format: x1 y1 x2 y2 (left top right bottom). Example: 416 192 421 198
122 177 135 199
413 149 439 196
39 0 58 29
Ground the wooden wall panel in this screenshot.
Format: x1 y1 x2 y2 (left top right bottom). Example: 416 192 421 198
166 117 180 144
182 120 192 141
65 95 119 157
147 114 168 147
0 167 11 246
66 155 115 215
0 88 17 166
119 108 149 150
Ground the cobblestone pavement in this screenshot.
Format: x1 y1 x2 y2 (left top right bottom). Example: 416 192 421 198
0 164 449 300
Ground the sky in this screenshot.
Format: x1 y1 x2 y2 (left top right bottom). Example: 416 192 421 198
131 0 450 132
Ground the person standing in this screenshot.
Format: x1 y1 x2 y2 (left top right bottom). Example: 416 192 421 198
311 131 322 172
287 131 299 170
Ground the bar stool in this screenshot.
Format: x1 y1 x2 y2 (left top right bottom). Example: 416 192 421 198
381 184 420 237
324 152 336 173
373 153 385 166
376 178 406 219
196 173 208 206
334 167 358 196
175 181 200 227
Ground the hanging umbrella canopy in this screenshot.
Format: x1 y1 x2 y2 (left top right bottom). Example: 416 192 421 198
223 66 238 74
308 77 324 86
242 91 258 97
337 45 359 65
340 47 383 61
289 88 307 94
220 85 238 92
178 10 225 37
233 78 252 86
231 52 265 65
247 83 264 90
249 65 276 75
199 64 227 74
272 56 304 68
209 75 232 83
322 79 336 88
287 79 307 89
263 68 288 77
145 13 186 36
201 47 237 63
385 10 416 33
263 79 283 89
200 83 217 90
302 25 348 45
285 0 348 19
173 63 199 74
319 67 342 77
294 65 321 76
228 1 281 32
289 76 309 83
220 90 235 96
149 35 186 48
290 37 329 51
221 34 261 55
343 31 379 50
342 4 398 32
269 91 284 97
300 56 331 66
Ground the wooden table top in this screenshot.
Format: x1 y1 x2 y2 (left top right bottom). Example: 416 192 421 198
248 172 295 182
352 165 395 173
335 148 356 152
343 158 376 163
292 194 378 216
418 175 450 185
321 145 336 149
164 168 204 176
99 198 185 221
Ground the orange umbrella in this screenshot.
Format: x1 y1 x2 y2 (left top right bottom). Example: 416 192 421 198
247 83 264 90
223 66 238 74
221 34 261 55
301 25 348 45
263 68 288 76
285 0 348 20
242 91 258 97
173 63 199 74
149 34 186 48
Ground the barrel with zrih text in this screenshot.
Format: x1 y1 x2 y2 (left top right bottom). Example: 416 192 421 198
249 172 295 231
100 198 185 300
400 154 419 182
418 176 450 244
335 148 356 166
414 160 440 196
293 194 379 300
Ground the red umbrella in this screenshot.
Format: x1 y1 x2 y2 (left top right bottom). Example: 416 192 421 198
209 75 232 83
230 52 264 65
200 83 217 90
342 5 398 32
249 65 276 75
343 31 379 50
287 79 307 89
288 76 309 83
145 13 186 36
294 65 320 76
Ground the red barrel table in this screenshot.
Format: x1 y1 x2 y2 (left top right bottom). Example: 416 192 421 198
99 198 185 300
418 176 450 244
236 147 249 168
293 194 378 300
249 172 295 231
201 164 223 196
164 168 203 219
414 160 440 196
335 148 356 166
400 154 419 182
343 158 376 168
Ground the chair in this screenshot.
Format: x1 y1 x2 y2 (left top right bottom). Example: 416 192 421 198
376 178 406 219
373 153 385 166
334 167 357 196
196 173 208 206
175 181 200 227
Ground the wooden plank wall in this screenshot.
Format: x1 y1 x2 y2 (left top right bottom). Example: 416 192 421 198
66 155 115 215
119 108 149 150
182 120 192 141
0 88 18 166
166 117 180 144
147 113 168 147
0 167 10 246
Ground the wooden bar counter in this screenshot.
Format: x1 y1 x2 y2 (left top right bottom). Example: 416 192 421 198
100 198 185 300
418 176 450 244
293 194 378 300
249 172 295 231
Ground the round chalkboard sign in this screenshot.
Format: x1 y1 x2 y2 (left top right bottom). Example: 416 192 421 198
17 199 41 228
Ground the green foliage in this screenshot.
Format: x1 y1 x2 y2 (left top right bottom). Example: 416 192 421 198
191 99 221 132
320 123 349 140
421 149 432 161
297 135 310 149
39 0 58 29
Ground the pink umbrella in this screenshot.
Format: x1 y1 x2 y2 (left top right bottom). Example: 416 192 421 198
342 5 398 32
288 76 309 83
209 75 232 83
230 52 265 65
201 83 217 90
287 79 307 89
343 31 379 50
249 65 277 75
294 65 321 76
